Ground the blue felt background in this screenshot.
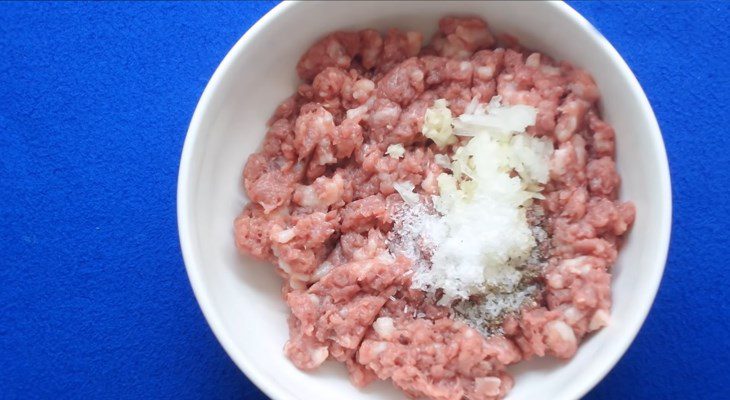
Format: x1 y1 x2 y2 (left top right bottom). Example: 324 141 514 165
1 1 728 399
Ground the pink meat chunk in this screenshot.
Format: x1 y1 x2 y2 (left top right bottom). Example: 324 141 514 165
431 17 496 59
340 194 388 233
234 203 278 262
296 32 361 80
358 317 519 400
284 256 412 370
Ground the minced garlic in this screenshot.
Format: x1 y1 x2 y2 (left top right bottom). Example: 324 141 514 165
422 99 456 148
386 143 406 159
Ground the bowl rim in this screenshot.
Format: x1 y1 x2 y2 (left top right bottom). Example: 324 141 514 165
177 2 672 399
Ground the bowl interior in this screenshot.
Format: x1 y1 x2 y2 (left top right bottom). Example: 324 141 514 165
178 2 671 400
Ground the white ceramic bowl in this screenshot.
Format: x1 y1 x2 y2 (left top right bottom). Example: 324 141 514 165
178 2 671 399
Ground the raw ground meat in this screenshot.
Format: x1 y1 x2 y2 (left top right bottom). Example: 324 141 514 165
233 16 635 400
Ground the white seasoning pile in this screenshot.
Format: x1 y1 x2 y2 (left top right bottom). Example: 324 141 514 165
389 96 553 331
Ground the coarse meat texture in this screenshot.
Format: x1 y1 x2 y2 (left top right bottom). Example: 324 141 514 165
233 16 635 400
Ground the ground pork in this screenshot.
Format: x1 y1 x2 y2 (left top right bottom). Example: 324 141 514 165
234 16 634 399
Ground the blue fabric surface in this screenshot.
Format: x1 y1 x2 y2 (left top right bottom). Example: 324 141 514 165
1 1 728 399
